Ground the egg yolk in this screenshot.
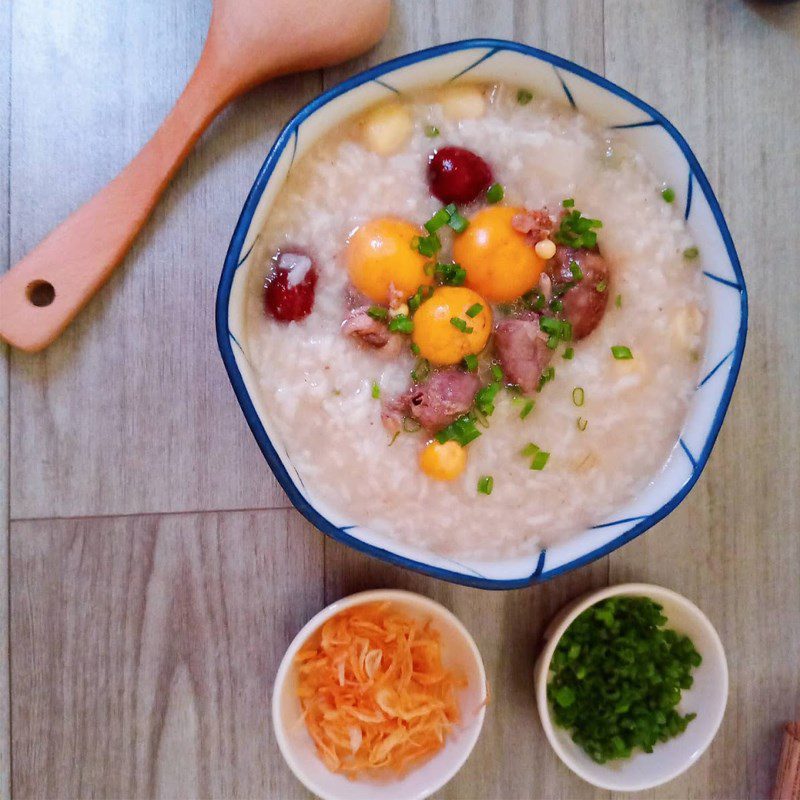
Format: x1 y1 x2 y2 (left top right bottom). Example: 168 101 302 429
346 218 433 304
411 286 492 365
419 440 467 481
452 206 544 302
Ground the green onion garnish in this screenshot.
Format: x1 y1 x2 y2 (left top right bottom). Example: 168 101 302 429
549 298 564 313
435 262 467 286
537 366 556 392
517 88 533 105
522 288 547 312
540 316 561 336
414 233 441 257
662 187 676 203
367 306 388 320
546 596 701 764
611 345 633 360
577 416 588 431
448 210 470 233
554 207 603 250
466 303 483 318
572 387 585 407
486 183 505 204
408 285 434 314
388 314 414 334
463 354 478 372
410 342 421 356
546 335 559 350
530 450 550 470
491 364 504 382
437 414 482 447
402 417 422 433
683 246 699 259
477 475 494 495
595 280 607 293
475 382 501 417
389 431 401 446
450 317 473 334
615 294 622 308
424 125 440 138
562 198 575 208
411 358 431 382
425 208 451 234
520 399 535 419
371 382 381 399
563 347 574 360
569 260 584 281
521 442 539 458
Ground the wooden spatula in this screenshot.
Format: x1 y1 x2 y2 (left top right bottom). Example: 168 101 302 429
0 0 391 352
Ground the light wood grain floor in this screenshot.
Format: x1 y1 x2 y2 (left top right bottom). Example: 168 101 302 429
2 1 799 798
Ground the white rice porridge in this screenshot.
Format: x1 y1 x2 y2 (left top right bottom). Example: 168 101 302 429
242 84 705 560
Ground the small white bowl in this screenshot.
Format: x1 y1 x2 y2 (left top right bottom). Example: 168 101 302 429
535 583 728 792
272 589 487 800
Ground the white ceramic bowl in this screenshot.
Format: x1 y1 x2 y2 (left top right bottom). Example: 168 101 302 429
272 589 487 800
534 583 728 792
218 39 747 588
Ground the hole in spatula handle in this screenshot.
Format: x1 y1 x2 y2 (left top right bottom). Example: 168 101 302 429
26 280 56 307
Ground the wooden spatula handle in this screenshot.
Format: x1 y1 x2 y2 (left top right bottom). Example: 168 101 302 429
0 56 231 352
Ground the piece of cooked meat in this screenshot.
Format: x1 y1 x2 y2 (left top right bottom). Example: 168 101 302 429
408 369 481 432
549 246 610 340
493 316 553 394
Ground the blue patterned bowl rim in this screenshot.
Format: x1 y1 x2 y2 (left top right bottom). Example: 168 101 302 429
215 38 748 590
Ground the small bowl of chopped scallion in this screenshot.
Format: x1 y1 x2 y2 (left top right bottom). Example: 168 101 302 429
534 584 728 792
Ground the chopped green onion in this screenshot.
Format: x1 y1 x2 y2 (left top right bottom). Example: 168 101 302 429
437 414 482 447
683 246 699 259
367 306 388 320
549 298 564 313
424 125 440 138
569 260 584 281
463 354 478 372
572 387 585 407
530 450 550 470
577 416 588 431
408 285 434 314
491 364 504 382
415 233 442 257
520 399 535 419
563 347 574 360
517 88 533 105
537 366 556 392
477 475 494 495
662 187 676 203
546 335 559 350
521 442 539 457
388 431 401 446
402 417 422 433
410 342 421 356
615 294 622 308
450 317 473 334
611 345 633 360
466 303 483 318
435 262 467 286
448 210 470 233
371 382 381 399
388 314 414 334
595 280 607 293
475 382 501 417
523 288 547 312
411 358 431 382
486 183 505 204
425 208 451 234
554 207 603 250
562 198 575 208
540 316 562 336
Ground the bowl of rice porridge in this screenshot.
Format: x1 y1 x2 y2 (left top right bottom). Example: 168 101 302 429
216 39 747 589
